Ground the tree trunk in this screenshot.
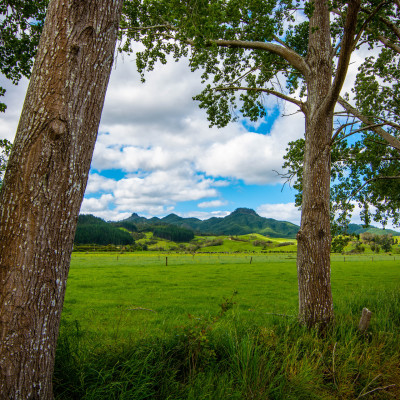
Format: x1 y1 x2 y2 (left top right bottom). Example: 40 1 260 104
0 0 123 398
297 111 334 328
296 0 334 328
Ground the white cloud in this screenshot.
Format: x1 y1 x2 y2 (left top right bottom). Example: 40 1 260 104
0 77 29 141
82 167 220 219
198 199 228 208
179 210 231 220
257 203 301 225
80 194 114 212
94 52 305 185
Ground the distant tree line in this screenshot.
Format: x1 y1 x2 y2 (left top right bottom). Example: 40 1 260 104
152 225 194 242
74 215 134 245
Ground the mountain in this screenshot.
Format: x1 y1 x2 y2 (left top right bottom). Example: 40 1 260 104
120 208 300 238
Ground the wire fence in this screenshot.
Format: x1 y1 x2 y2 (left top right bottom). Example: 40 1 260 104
72 251 399 267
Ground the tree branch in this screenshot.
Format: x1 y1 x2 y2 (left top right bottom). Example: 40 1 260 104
121 24 172 33
349 175 400 201
273 35 293 51
229 64 261 86
338 97 400 151
192 38 310 77
352 1 389 51
379 15 400 41
331 121 358 142
376 33 400 54
215 86 303 108
332 123 386 145
327 0 361 109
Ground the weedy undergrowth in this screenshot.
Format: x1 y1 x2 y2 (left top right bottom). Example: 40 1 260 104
54 289 400 399
174 290 238 378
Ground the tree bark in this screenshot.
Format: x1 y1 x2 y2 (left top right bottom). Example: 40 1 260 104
296 0 335 328
0 0 123 398
296 0 361 328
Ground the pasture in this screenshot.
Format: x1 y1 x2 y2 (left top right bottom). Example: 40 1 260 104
55 252 400 399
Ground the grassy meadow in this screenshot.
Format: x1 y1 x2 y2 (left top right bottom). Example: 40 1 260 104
54 251 400 399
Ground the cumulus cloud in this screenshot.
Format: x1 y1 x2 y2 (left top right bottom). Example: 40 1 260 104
257 203 301 225
95 51 305 179
81 194 114 212
180 210 231 220
0 49 305 220
83 167 220 219
198 200 228 208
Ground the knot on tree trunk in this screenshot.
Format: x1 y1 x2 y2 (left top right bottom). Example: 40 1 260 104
49 119 67 141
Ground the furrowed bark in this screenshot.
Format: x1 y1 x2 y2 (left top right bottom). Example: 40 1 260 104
0 0 123 398
296 0 361 329
296 0 337 328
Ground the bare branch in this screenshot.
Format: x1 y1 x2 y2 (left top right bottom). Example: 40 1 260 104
352 1 389 51
215 86 303 108
229 64 261 86
338 97 400 152
332 123 386 145
331 121 359 142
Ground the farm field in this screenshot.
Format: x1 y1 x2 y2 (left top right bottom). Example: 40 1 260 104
55 252 400 399
62 252 400 341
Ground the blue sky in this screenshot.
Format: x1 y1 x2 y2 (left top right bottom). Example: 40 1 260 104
1 47 395 228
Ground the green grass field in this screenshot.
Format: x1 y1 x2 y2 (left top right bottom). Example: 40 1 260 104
55 252 400 399
62 252 399 341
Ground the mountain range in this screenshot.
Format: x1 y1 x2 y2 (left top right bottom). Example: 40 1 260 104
120 208 400 238
122 208 299 238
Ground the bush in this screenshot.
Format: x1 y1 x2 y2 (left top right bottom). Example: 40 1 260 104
331 236 350 253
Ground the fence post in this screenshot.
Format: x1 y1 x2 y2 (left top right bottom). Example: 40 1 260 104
358 308 372 332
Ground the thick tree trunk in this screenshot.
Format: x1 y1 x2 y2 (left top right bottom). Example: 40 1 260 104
297 111 334 328
296 0 334 328
0 0 123 398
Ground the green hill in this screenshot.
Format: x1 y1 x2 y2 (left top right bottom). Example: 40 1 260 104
121 208 299 238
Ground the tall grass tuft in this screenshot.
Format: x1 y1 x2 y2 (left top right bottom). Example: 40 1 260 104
54 288 400 399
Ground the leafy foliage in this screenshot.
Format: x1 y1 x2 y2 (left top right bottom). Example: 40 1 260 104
283 125 400 232
0 0 47 111
121 0 308 128
331 236 350 254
